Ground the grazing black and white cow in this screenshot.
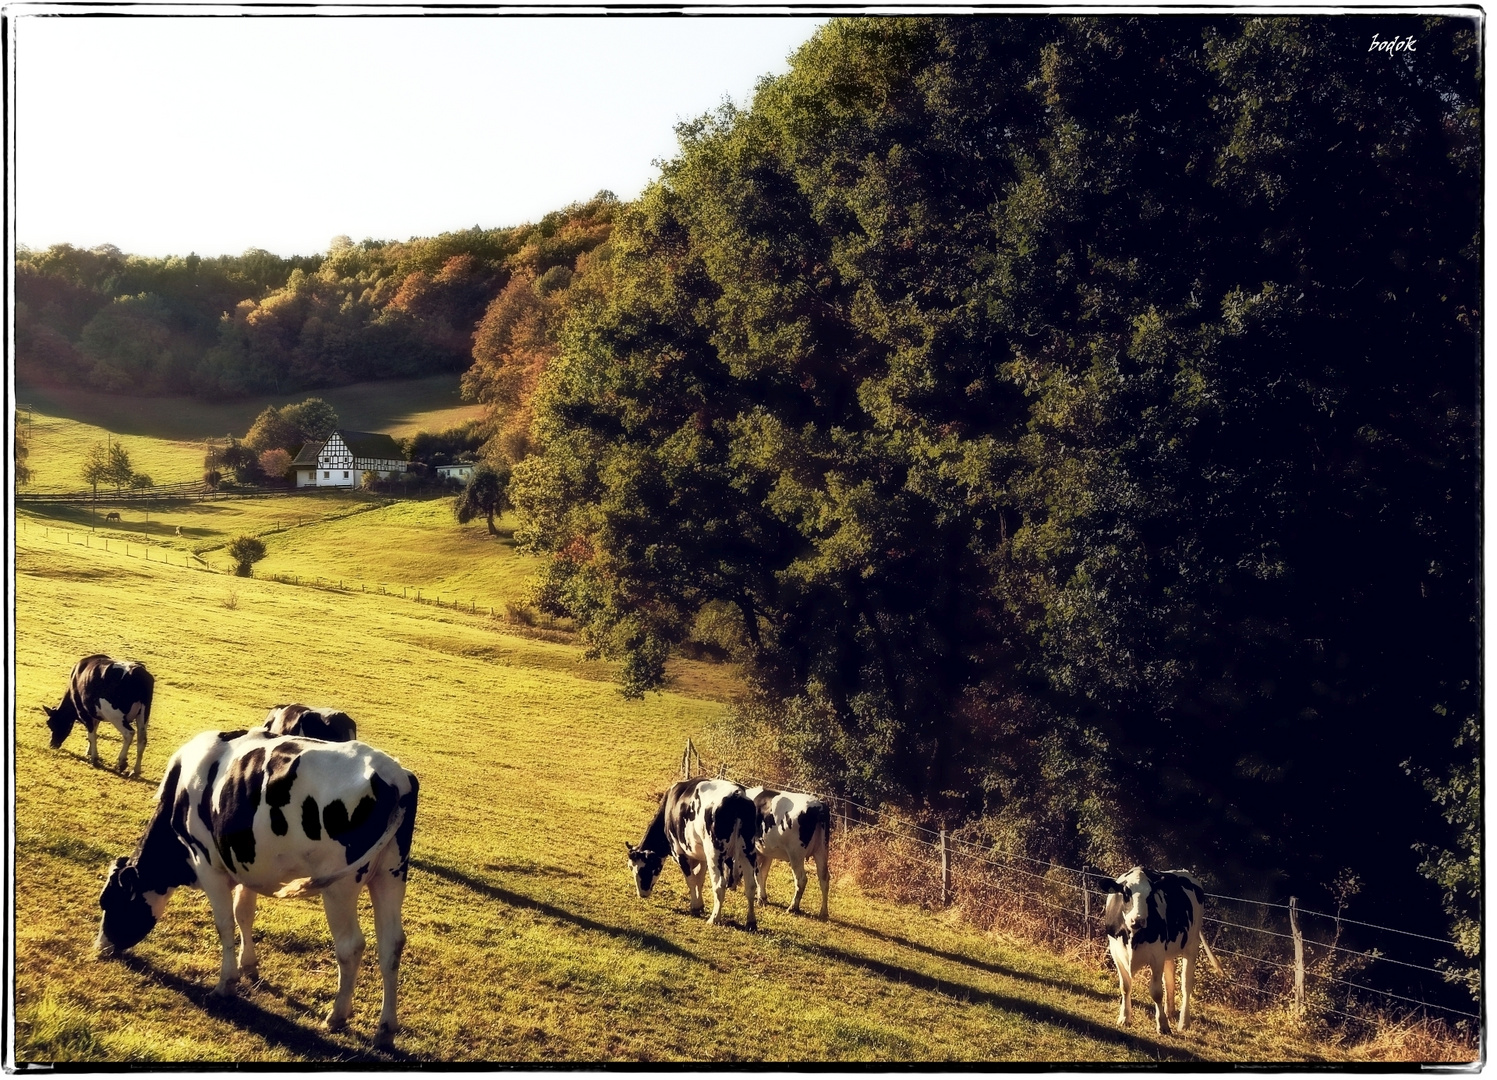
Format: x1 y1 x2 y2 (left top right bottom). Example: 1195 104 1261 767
42 654 154 777
1093 866 1222 1034
263 703 358 743
97 728 419 1048
626 778 760 930
744 785 831 919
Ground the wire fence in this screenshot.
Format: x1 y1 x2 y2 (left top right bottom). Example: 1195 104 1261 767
700 749 1480 1032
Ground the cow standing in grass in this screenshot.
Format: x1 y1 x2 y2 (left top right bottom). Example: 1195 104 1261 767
96 728 419 1048
263 703 358 742
42 654 154 778
1093 866 1222 1034
626 778 760 930
744 785 831 919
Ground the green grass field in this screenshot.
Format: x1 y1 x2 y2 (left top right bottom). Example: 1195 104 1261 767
17 375 482 446
10 408 1430 1064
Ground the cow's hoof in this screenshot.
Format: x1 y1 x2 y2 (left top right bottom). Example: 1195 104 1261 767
238 964 259 983
745 921 758 932
325 1009 350 1032
209 980 237 999
373 1022 398 1049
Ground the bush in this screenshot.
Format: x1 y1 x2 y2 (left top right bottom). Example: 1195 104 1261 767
226 535 266 577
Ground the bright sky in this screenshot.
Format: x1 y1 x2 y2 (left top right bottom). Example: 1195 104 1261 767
14 13 826 259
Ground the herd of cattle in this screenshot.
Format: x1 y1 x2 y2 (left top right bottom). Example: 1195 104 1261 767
38 652 1221 1052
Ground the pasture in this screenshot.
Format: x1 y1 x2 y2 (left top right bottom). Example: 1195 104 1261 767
13 502 1353 1064
17 374 480 447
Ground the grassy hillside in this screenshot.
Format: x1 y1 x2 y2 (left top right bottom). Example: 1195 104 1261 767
17 375 481 447
13 525 1353 1064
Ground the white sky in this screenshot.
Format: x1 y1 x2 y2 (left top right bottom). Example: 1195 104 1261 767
14 12 827 258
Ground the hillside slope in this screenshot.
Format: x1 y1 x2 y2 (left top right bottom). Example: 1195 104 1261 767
12 513 1346 1064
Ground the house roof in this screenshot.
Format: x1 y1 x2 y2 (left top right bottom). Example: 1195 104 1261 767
291 440 325 467
337 430 406 461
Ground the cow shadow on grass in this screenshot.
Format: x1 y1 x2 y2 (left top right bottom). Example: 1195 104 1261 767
836 919 1114 1001
783 939 1209 1063
117 952 403 1063
410 857 700 963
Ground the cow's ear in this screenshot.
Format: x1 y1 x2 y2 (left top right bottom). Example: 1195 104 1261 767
624 842 634 854
1090 874 1122 895
111 856 129 871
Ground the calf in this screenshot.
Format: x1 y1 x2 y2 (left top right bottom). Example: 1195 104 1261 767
105 511 121 522
744 785 830 919
97 728 419 1048
263 703 358 742
1094 866 1222 1034
626 778 759 930
42 654 154 777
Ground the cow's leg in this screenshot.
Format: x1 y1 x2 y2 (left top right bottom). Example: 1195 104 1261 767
198 868 242 996
233 885 259 980
742 852 757 931
130 712 147 778
681 855 705 915
1178 950 1196 1032
115 721 133 774
757 855 773 903
814 836 830 920
1115 964 1133 1026
1149 962 1171 1035
705 848 728 926
85 724 101 768
367 859 408 1048
786 852 808 914
321 875 366 1032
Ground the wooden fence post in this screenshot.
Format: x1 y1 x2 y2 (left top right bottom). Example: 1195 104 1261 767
940 827 951 906
1289 895 1305 1016
1082 871 1091 942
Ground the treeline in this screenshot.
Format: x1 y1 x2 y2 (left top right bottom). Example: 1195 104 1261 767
496 14 1480 971
16 195 616 398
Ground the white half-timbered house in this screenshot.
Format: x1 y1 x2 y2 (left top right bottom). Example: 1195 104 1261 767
293 430 407 488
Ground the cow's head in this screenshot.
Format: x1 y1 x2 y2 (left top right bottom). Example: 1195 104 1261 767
1094 866 1155 941
625 842 664 899
96 856 157 955
40 704 74 749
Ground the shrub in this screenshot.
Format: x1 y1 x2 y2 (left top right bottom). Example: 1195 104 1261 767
226 535 266 577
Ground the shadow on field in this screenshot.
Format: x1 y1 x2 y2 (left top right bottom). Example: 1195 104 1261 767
118 953 397 1062
785 939 1207 1063
837 919 1113 1001
411 857 699 962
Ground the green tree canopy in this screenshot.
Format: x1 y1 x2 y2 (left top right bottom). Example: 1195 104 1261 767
512 16 1480 943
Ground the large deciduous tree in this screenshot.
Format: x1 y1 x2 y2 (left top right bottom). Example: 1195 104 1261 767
513 14 1480 936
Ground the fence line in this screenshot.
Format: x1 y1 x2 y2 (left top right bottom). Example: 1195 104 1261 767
714 751 1479 1031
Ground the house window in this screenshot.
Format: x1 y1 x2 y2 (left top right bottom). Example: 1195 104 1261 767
324 471 330 479
343 471 349 478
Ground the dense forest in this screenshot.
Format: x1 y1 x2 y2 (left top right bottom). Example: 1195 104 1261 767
502 14 1480 984
15 194 616 399
16 15 1479 997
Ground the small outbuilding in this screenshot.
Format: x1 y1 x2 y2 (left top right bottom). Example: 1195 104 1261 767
436 463 476 483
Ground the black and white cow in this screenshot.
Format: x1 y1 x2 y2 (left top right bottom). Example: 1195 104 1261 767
42 654 154 778
626 778 760 930
263 703 358 742
1093 866 1222 1034
97 728 419 1048
744 785 831 919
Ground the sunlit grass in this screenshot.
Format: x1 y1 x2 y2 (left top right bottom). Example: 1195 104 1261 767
17 375 480 445
14 519 1355 1064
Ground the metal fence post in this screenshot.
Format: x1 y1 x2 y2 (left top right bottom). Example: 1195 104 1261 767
1082 871 1091 942
940 827 951 906
1289 895 1305 1016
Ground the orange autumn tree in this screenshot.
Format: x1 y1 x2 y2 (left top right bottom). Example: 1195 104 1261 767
460 195 616 464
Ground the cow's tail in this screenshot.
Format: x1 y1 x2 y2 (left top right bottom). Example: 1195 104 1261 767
1199 931 1224 975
